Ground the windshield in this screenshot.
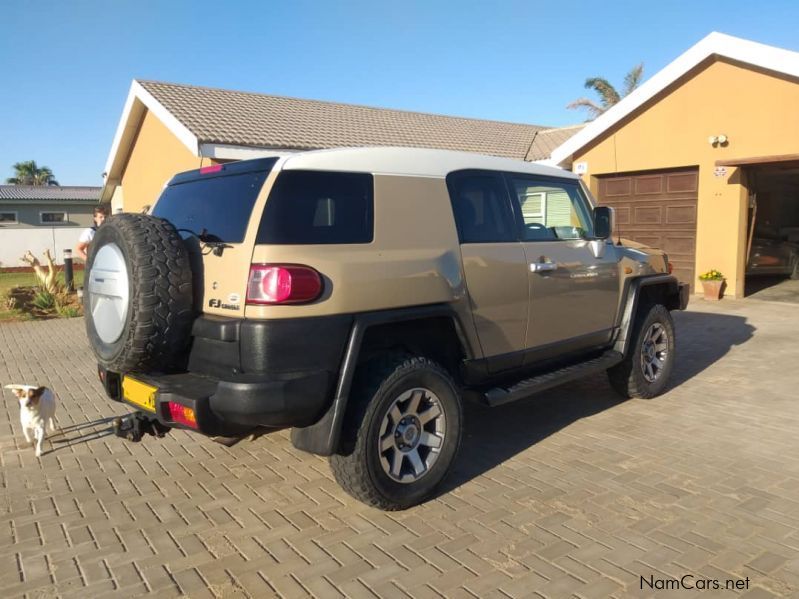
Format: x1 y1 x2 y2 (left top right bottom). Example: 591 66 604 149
153 161 275 243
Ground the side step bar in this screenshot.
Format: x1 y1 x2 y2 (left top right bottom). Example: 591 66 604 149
481 350 624 407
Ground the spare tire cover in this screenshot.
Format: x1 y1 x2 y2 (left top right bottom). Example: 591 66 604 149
84 214 194 373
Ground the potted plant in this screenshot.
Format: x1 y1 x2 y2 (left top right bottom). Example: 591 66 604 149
698 269 725 300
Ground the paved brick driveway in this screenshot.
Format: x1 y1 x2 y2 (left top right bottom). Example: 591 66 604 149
1 299 798 598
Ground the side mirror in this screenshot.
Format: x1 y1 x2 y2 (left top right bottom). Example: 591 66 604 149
593 206 614 240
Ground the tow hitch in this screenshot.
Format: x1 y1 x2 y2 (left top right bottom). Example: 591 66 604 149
113 412 171 442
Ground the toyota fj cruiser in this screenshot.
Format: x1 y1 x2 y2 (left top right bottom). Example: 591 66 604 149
85 147 688 510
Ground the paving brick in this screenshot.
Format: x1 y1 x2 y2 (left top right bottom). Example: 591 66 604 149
2 303 799 597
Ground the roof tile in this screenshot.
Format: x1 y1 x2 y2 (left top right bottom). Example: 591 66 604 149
139 80 576 161
0 186 101 201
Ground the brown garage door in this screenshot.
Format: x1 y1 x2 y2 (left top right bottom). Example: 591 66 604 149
597 168 698 289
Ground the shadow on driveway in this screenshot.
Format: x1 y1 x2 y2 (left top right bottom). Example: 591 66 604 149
441 310 755 494
45 416 117 454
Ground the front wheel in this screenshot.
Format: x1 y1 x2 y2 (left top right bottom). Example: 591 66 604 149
330 354 462 510
608 303 675 399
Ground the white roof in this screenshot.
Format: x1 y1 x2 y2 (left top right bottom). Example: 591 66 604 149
279 146 578 179
551 32 799 165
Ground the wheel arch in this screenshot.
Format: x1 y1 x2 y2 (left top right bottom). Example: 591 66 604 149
290 305 473 456
614 274 686 357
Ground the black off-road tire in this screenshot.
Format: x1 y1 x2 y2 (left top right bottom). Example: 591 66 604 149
84 214 194 373
330 354 463 510
607 303 675 399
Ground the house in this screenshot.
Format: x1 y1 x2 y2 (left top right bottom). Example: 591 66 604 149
549 32 799 297
102 32 799 298
0 186 100 268
100 80 579 213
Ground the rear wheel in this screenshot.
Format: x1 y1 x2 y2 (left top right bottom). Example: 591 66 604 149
330 354 462 510
608 303 675 399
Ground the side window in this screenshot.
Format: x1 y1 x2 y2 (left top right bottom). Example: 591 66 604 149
508 176 593 241
41 211 67 224
257 170 373 244
447 172 515 243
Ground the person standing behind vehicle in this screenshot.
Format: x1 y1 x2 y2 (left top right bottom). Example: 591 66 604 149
76 205 109 260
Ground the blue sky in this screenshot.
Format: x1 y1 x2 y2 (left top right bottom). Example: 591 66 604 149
2 0 798 185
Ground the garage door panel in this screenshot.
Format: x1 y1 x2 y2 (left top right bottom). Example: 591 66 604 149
634 206 663 225
662 235 695 256
666 205 697 224
604 178 631 197
598 169 698 289
667 172 698 193
614 206 631 225
634 175 663 195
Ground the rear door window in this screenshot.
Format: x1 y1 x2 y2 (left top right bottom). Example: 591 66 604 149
446 171 516 243
154 165 272 243
257 170 373 244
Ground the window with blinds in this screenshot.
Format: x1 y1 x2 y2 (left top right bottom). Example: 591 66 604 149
510 177 592 241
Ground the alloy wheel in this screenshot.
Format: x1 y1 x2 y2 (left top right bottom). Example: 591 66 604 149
378 387 446 484
640 322 669 383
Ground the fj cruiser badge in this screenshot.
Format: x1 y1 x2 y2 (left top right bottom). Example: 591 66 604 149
208 298 240 310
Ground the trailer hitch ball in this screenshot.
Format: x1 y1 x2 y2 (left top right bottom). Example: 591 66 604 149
113 412 170 442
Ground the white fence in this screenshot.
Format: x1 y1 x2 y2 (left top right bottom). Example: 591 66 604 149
0 227 85 268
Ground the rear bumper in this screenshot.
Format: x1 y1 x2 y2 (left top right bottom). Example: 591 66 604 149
98 367 332 437
97 313 351 437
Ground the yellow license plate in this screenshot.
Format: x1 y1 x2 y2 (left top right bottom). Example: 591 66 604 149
122 376 157 413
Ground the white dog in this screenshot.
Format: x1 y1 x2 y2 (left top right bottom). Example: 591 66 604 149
5 385 57 457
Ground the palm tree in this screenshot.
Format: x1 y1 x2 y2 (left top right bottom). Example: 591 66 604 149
567 63 644 121
6 160 59 186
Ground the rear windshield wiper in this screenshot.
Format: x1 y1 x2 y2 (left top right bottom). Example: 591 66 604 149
177 228 233 256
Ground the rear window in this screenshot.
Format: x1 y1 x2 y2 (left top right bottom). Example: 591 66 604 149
257 170 373 245
153 168 270 243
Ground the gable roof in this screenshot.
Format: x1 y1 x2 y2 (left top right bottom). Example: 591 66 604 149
550 32 799 166
138 80 551 158
103 80 580 200
0 185 101 202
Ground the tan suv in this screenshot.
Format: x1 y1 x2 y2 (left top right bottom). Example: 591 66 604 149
84 147 688 510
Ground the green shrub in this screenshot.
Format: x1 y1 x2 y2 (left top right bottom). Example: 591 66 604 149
32 290 56 311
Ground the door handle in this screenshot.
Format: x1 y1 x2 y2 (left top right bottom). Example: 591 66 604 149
530 261 557 273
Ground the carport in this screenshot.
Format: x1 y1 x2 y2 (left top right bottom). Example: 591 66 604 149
717 154 799 301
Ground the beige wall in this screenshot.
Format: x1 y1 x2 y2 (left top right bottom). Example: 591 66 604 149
119 109 212 213
574 59 799 297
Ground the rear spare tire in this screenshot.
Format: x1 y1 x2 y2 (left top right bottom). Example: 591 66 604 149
84 214 194 372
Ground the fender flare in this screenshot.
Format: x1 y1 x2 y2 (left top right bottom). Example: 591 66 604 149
614 274 688 356
290 305 473 456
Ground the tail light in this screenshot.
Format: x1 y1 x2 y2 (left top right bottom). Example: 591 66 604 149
168 402 197 428
668 262 674 274
246 264 323 304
